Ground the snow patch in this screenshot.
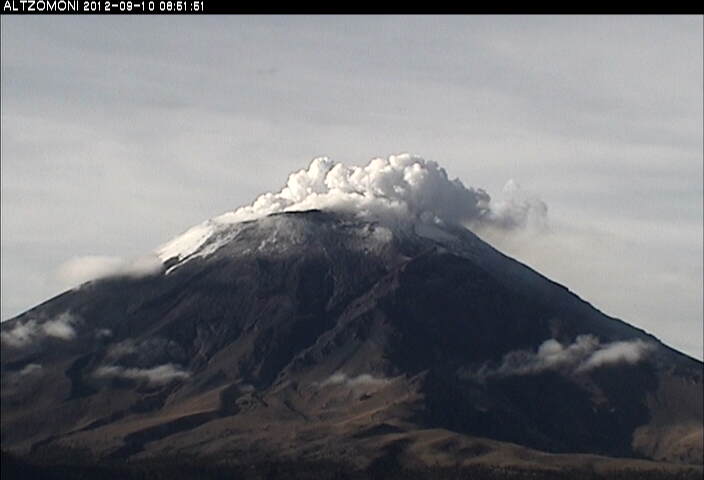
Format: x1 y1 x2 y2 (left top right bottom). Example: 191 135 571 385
157 222 216 263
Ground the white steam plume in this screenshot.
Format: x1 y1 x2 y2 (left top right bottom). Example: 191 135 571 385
158 154 547 262
486 179 548 232
224 155 491 226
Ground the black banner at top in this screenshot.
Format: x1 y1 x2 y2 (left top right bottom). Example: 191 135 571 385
1 2 701 14
2 0 205 13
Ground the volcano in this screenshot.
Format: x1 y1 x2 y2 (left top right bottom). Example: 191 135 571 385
1 156 702 479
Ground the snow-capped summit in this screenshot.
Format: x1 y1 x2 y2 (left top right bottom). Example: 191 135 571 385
157 154 546 269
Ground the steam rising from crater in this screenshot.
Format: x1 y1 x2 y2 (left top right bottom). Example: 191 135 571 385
222 154 545 229
158 154 547 262
225 155 492 226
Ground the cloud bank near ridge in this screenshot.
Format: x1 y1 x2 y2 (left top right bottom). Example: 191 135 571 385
93 363 189 386
1 312 79 347
469 335 655 380
319 372 389 388
56 254 163 288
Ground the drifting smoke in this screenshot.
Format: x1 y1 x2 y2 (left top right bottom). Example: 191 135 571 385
158 154 547 262
56 254 163 288
93 364 189 386
1 312 79 347
470 335 654 380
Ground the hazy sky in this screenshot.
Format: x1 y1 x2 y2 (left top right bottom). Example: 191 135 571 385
1 16 702 359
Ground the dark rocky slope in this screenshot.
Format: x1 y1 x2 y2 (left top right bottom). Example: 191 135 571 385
1 211 702 476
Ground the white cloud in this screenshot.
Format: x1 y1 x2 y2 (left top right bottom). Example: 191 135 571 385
1 312 79 347
95 328 112 339
56 254 163 287
42 312 77 340
319 372 389 388
471 335 655 380
93 363 189 386
4 363 44 386
1 320 39 347
103 337 186 367
18 363 43 376
105 339 138 359
580 340 654 370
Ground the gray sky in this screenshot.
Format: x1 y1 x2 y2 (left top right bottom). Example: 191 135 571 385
1 15 702 359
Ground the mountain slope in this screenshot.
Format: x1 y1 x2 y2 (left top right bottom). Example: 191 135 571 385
1 210 702 475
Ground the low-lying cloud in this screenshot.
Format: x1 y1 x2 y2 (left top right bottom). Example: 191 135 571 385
104 337 187 366
3 363 44 387
1 312 79 347
42 314 78 340
470 335 654 380
579 339 654 371
56 254 163 288
95 328 113 339
93 363 189 386
319 372 389 388
93 337 190 386
18 363 43 376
